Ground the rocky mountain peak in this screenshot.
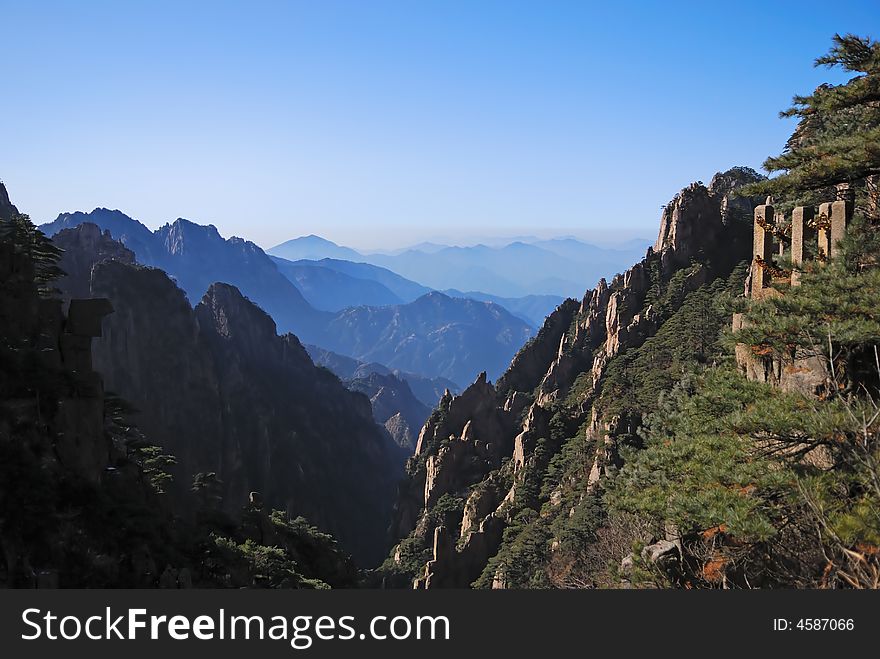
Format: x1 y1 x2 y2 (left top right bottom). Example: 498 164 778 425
159 218 224 256
654 167 763 270
196 282 280 353
0 181 19 220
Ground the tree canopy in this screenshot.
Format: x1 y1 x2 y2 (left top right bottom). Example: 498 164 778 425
744 34 880 213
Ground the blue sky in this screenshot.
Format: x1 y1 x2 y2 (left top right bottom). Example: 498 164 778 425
1 1 877 249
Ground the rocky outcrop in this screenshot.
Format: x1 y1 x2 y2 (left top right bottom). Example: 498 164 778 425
388 371 514 543
0 181 19 220
655 167 760 272
384 168 764 588
495 298 580 398
732 313 829 397
0 210 129 585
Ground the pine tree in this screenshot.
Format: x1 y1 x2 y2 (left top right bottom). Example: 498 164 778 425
743 34 880 214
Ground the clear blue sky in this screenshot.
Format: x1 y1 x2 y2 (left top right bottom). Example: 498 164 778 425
1 0 877 249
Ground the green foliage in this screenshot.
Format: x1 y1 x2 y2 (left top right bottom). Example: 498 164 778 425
607 369 792 542
374 533 437 588
599 263 748 419
735 216 880 390
131 445 177 494
611 222 880 587
207 534 322 589
205 510 356 589
475 508 552 589
743 34 880 208
425 493 465 530
0 213 65 294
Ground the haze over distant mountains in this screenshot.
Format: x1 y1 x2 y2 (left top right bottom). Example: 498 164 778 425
43 209 326 338
270 256 560 327
269 234 650 298
41 209 541 388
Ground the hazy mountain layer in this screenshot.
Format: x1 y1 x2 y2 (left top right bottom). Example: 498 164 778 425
278 256 561 328
270 234 363 261
306 345 460 408
269 235 649 298
42 210 329 341
272 256 404 311
441 290 563 328
41 211 537 384
283 257 432 302
319 292 534 386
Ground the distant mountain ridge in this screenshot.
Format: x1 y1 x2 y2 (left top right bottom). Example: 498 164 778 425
293 257 433 301
271 257 404 311
274 256 562 326
440 289 564 328
40 209 532 385
319 291 533 386
270 234 363 261
42 209 328 340
268 234 650 298
306 344 460 408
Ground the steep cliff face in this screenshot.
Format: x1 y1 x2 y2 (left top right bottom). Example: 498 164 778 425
0 211 152 586
53 224 405 567
0 182 19 220
382 168 763 588
89 259 226 488
194 283 405 565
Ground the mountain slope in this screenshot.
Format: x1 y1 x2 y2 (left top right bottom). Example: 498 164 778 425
320 292 534 386
293 257 432 302
379 167 764 587
306 344 459 409
280 255 558 328
0 206 358 588
0 181 20 220
271 256 404 311
41 211 529 383
347 372 432 451
442 289 563 328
